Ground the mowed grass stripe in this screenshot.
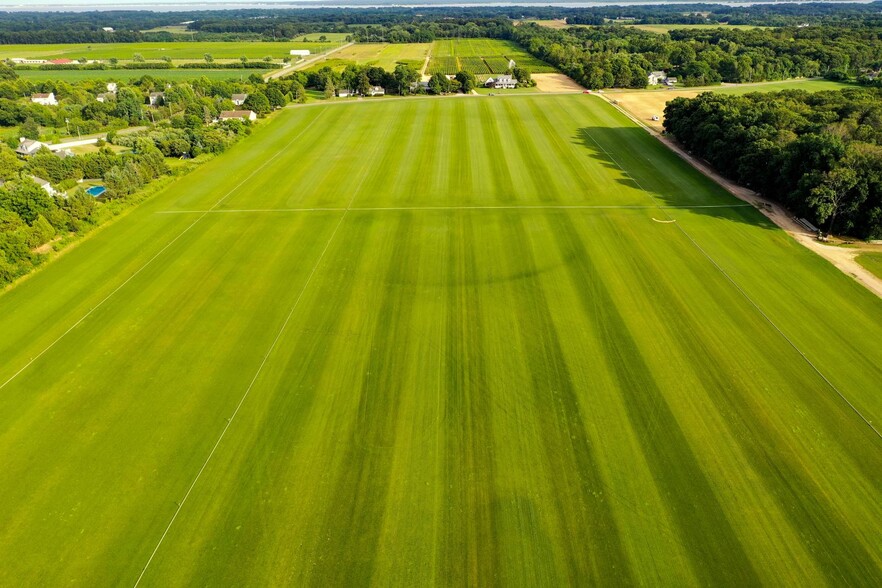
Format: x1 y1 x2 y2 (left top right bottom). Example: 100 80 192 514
579 210 882 582
476 100 515 203
0 95 881 585
0 213 342 584
501 213 635 583
546 211 762 585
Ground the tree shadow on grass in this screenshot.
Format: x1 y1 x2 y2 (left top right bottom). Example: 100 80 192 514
574 125 780 232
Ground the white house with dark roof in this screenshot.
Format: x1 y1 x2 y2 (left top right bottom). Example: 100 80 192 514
369 86 385 96
148 92 165 106
15 138 49 157
484 75 516 89
231 93 248 106
31 93 58 106
648 71 667 85
30 176 57 196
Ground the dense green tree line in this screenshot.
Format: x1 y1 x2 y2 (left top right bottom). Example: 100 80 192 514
3 4 882 45
664 89 882 239
512 22 882 89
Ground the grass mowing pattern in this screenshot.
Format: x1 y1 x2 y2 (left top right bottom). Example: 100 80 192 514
0 96 881 585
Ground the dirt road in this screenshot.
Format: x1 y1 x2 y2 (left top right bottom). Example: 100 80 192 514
603 95 882 299
264 42 354 80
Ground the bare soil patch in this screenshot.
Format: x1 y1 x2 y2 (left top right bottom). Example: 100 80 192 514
533 73 584 93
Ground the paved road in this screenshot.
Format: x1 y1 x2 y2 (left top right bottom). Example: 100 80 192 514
49 126 147 151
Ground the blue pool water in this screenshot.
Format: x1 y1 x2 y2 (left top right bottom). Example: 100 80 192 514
86 186 106 197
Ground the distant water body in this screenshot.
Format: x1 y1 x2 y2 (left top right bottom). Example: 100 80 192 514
1 0 877 11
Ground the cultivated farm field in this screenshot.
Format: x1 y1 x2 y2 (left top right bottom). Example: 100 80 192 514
428 38 555 75
1 95 881 585
303 42 431 72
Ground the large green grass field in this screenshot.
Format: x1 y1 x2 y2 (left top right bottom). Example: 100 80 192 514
0 41 337 61
1 95 881 585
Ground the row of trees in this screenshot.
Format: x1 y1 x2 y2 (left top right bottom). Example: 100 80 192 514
512 22 882 89
664 89 882 239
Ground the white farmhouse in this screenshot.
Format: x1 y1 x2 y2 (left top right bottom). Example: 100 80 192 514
648 71 667 85
484 75 517 90
231 93 248 106
290 49 311 57
31 92 58 106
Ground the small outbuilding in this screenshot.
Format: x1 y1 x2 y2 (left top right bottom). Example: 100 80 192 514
290 49 311 57
219 110 257 122
231 93 249 106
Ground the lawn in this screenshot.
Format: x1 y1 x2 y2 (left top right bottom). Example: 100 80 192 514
0 41 337 61
15 68 270 82
304 42 431 72
428 38 556 75
607 78 855 130
0 95 881 585
857 251 882 280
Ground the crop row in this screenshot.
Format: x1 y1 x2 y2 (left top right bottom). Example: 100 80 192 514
459 56 489 75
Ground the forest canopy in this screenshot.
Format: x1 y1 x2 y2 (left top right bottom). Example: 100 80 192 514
664 88 882 239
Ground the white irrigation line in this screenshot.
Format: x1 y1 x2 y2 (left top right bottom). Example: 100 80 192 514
157 203 755 214
132 117 380 587
581 127 882 442
0 110 327 394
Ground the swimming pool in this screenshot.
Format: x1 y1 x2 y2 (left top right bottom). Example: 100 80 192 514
86 186 106 197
